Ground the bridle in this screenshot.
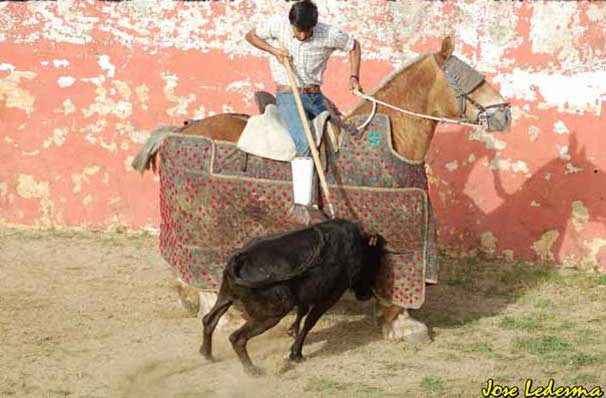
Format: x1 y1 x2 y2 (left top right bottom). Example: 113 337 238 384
441 54 511 130
354 55 510 131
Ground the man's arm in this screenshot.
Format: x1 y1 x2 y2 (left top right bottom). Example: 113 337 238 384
245 29 291 65
349 39 363 93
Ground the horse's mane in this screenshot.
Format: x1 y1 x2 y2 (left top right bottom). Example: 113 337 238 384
348 53 431 116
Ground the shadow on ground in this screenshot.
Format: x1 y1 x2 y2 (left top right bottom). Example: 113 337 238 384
413 253 556 330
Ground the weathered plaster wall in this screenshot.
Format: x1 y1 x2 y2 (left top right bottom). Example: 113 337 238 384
1 1 605 269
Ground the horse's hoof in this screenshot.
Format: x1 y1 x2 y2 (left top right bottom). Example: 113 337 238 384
382 313 431 343
174 279 200 316
245 365 265 377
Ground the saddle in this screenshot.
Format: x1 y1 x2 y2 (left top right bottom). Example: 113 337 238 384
237 103 296 161
252 91 342 155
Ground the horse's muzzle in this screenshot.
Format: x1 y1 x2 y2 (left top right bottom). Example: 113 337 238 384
482 103 512 133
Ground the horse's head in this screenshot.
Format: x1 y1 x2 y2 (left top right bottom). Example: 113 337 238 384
434 37 511 133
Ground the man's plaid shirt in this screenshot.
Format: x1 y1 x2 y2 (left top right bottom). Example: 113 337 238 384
255 16 355 87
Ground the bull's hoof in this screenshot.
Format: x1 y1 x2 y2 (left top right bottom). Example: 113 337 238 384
199 346 215 361
289 352 305 363
245 365 265 377
382 311 431 344
201 353 216 362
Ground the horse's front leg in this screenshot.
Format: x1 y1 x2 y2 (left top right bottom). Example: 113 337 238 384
380 304 430 343
174 277 200 315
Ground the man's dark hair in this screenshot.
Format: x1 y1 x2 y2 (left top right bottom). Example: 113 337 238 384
289 0 318 32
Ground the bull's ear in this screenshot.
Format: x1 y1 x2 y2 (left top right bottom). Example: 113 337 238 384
436 36 455 66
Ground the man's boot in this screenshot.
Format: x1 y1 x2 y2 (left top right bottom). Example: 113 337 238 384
287 157 327 225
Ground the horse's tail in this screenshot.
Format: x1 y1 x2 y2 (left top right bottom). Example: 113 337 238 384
131 125 179 175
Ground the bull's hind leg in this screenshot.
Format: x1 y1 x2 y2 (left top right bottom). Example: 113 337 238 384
199 287 234 361
229 316 283 377
287 305 309 338
289 293 341 362
198 290 245 333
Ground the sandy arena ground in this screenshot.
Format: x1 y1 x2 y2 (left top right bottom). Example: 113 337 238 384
1 226 605 398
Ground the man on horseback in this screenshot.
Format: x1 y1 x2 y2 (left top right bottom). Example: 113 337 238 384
245 0 363 225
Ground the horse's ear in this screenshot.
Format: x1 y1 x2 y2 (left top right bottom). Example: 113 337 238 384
436 36 455 66
569 132 585 157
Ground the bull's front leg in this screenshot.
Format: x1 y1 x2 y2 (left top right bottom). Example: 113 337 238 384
287 305 309 338
289 293 341 362
380 304 430 343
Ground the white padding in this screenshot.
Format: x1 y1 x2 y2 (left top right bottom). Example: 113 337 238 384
291 157 314 206
237 104 296 161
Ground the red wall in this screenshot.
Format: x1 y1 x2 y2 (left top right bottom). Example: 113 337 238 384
1 1 605 269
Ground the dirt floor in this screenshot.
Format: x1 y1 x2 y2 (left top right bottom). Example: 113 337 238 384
1 226 606 398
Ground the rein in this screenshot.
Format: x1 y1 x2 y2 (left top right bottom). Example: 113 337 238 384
353 54 510 131
352 90 481 130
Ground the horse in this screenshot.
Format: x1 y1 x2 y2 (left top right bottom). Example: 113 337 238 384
137 36 511 341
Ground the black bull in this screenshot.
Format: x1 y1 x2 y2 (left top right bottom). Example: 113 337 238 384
199 219 384 376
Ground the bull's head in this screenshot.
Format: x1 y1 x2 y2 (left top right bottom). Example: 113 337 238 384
352 234 384 301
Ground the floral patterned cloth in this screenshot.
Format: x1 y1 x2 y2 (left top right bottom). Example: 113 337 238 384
159 114 437 309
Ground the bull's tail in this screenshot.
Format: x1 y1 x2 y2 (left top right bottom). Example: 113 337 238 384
226 251 317 289
226 253 265 289
131 125 178 174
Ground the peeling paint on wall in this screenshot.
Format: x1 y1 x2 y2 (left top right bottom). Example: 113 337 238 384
71 166 101 194
17 175 49 199
0 182 7 199
81 76 133 119
488 157 530 175
162 73 196 117
468 130 507 151
481 231 497 255
529 4 583 61
16 175 54 227
0 70 37 114
571 201 589 231
553 121 570 136
445 161 458 172
495 70 606 116
62 99 76 115
42 127 70 148
532 231 560 262
584 239 606 272
58 76 76 88
0 1 604 269
528 125 540 142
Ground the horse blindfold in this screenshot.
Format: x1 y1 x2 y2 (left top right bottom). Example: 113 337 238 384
443 55 511 132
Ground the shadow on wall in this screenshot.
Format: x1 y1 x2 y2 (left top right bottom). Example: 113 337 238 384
429 128 606 271
417 128 605 330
